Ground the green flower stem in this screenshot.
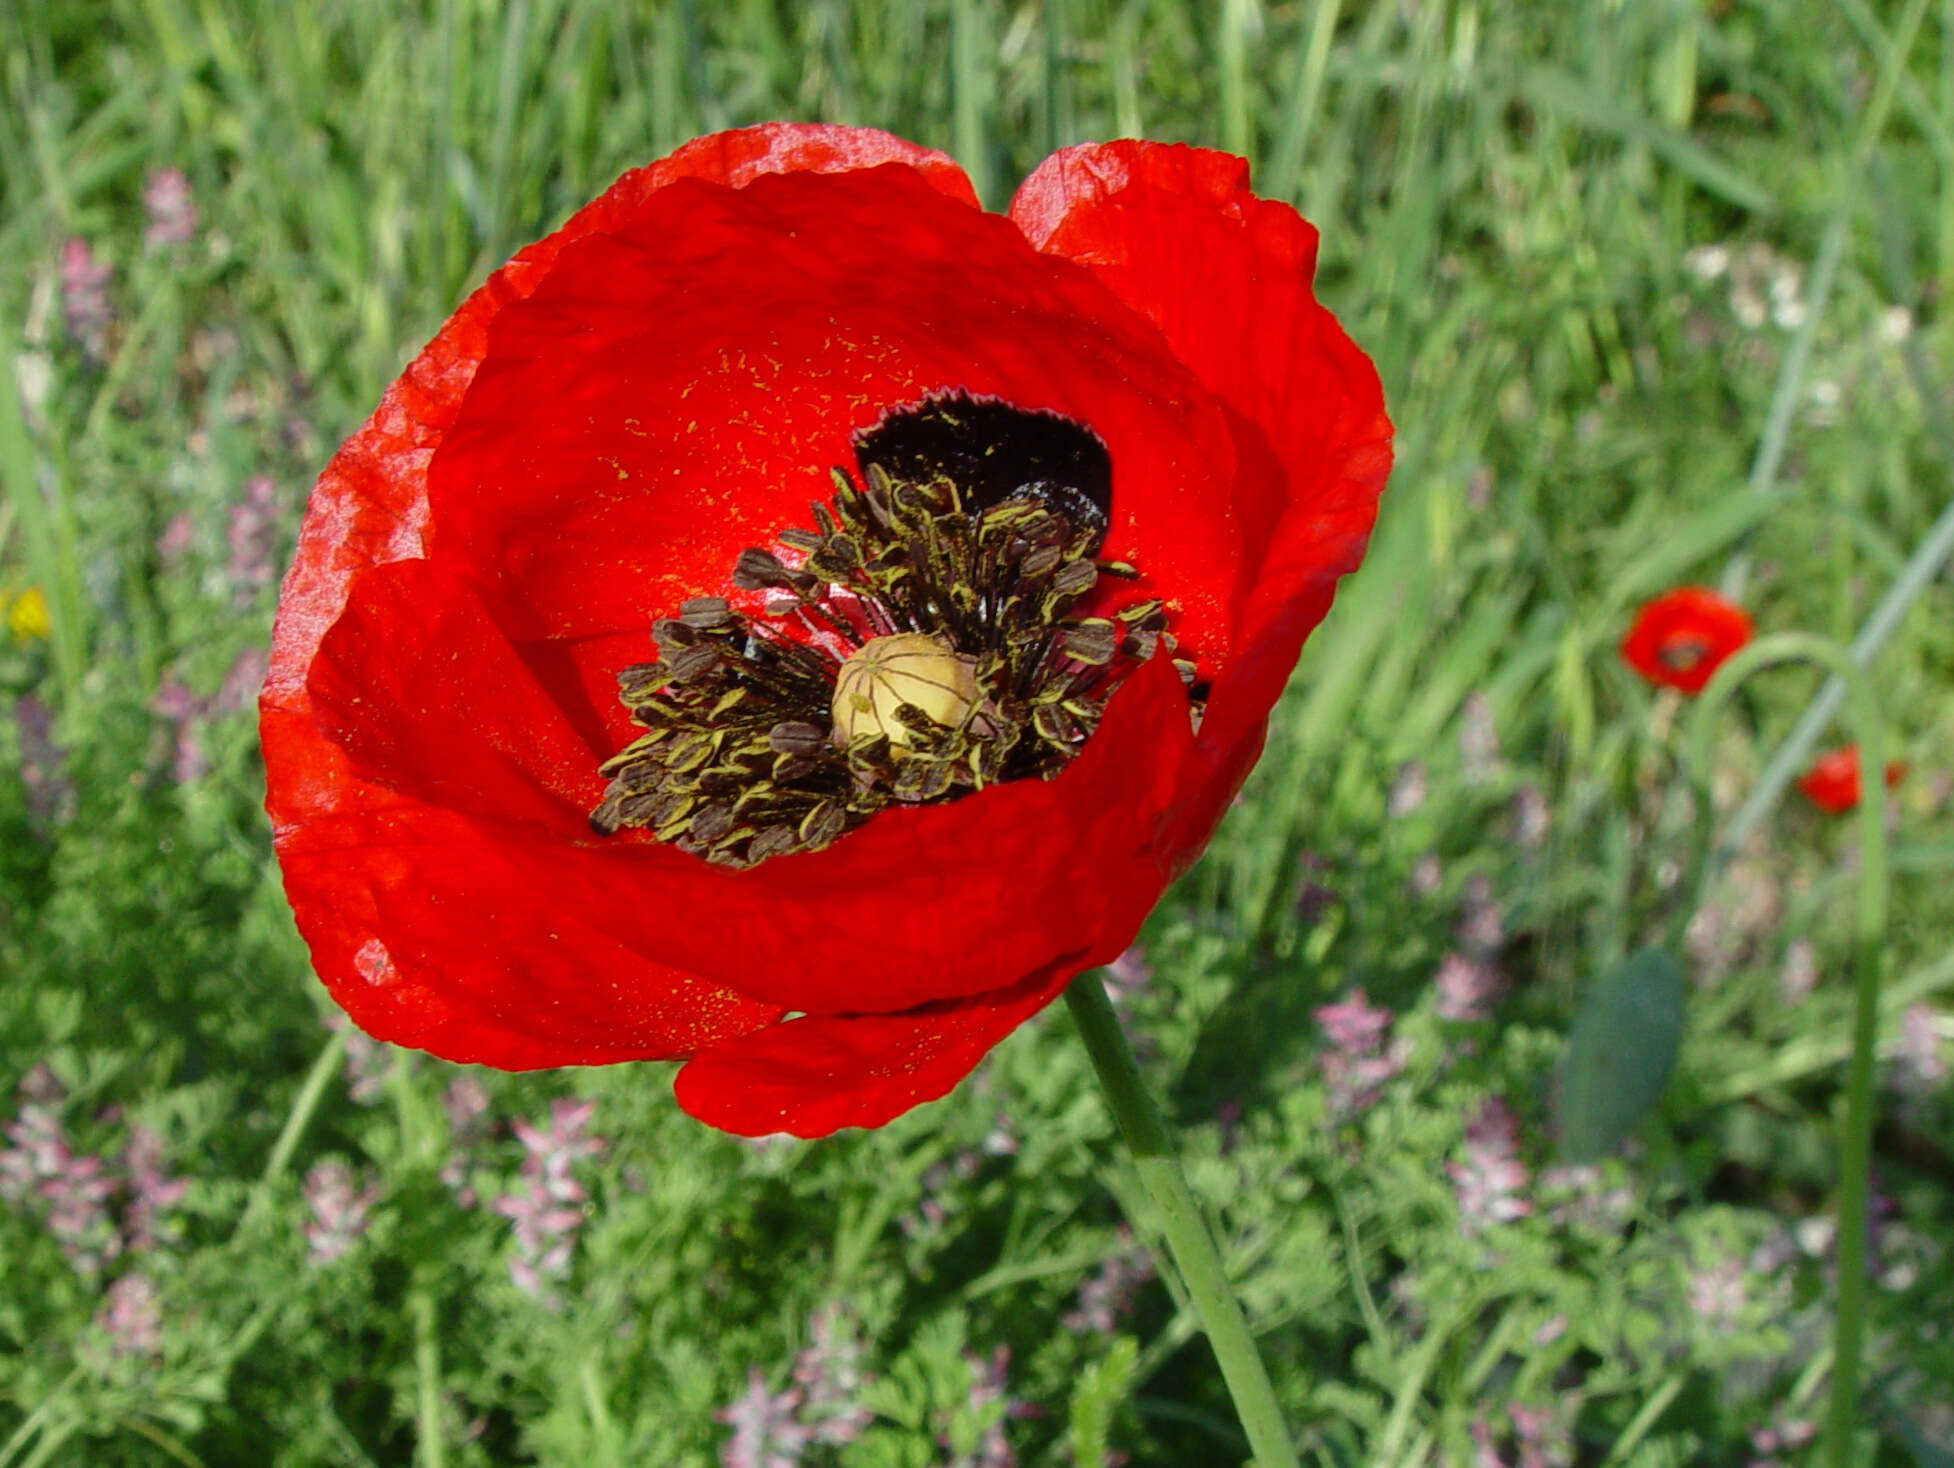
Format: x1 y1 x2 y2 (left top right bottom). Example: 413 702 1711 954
412 1290 447 1468
1684 634 1889 1467
1064 972 1300 1468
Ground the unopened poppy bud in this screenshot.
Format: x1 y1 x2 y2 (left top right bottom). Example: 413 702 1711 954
831 633 978 747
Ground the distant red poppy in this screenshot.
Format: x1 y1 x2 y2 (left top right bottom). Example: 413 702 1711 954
1796 745 1905 814
260 124 1391 1138
1619 587 1753 694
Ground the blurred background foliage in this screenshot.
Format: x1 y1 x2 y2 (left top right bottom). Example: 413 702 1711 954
1 0 1951 1464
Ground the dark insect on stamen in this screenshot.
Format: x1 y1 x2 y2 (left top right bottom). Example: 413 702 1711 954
589 392 1202 866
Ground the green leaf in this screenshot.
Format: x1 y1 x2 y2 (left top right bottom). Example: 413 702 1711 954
1068 1337 1139 1468
1558 948 1687 1163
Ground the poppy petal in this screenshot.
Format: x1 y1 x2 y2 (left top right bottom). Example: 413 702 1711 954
422 163 1247 757
1009 140 1392 829
274 789 785 1067
306 557 604 832
673 964 1076 1138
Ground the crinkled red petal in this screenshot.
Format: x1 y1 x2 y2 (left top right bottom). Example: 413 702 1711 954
673 964 1077 1138
273 794 785 1067
265 125 971 1064
1010 141 1393 856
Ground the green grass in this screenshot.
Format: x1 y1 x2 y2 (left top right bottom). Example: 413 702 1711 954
3 1 1953 1464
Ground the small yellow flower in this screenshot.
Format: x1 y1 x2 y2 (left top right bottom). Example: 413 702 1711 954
7 586 51 641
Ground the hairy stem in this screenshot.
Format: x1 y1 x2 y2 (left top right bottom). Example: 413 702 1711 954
1065 972 1300 1468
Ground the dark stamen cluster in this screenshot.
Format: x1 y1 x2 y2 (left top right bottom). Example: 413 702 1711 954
591 450 1194 867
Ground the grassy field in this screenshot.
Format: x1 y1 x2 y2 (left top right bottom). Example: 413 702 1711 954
3 0 1953 1464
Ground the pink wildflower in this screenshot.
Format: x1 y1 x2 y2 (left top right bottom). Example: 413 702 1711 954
1314 989 1393 1054
494 1099 604 1304
157 513 196 559
1511 785 1550 848
792 1305 872 1447
1460 692 1502 786
945 1346 1033 1468
717 1369 811 1468
438 1074 492 1204
1748 1418 1816 1468
142 168 198 248
1064 1227 1155 1334
14 696 73 823
302 1160 379 1264
1387 760 1427 818
1890 1003 1946 1097
1433 951 1505 1022
97 1271 164 1356
1314 988 1409 1117
1779 939 1819 1003
1101 945 1153 1008
225 474 282 606
122 1126 188 1252
1457 873 1504 957
1449 1098 1531 1232
328 1013 393 1104
1538 1163 1634 1233
1687 1254 1747 1334
59 238 114 363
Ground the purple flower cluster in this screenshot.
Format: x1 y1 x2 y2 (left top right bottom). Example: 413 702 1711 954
1063 1227 1155 1334
438 1074 492 1206
1455 873 1505 958
1746 1418 1816 1467
13 695 72 823
1534 1161 1634 1233
1387 759 1428 819
792 1305 873 1447
324 1011 396 1105
150 644 268 782
59 238 114 364
1312 988 1409 1117
1433 952 1506 1023
226 473 285 607
1687 1252 1748 1335
1510 785 1550 849
1448 1098 1531 1232
1459 692 1503 786
142 167 198 249
1890 1002 1947 1098
718 1370 811 1468
716 1307 875 1468
302 1159 380 1264
492 1099 604 1305
1101 945 1153 1008
903 1119 1018 1236
96 1271 164 1357
1470 1403 1571 1468
944 1346 1033 1468
1 1069 188 1275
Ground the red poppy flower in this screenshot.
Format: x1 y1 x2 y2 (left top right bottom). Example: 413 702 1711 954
1796 745 1905 814
260 124 1391 1138
1619 586 1753 695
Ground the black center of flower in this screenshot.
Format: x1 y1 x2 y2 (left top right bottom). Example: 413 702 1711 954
1657 636 1710 672
589 391 1198 867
